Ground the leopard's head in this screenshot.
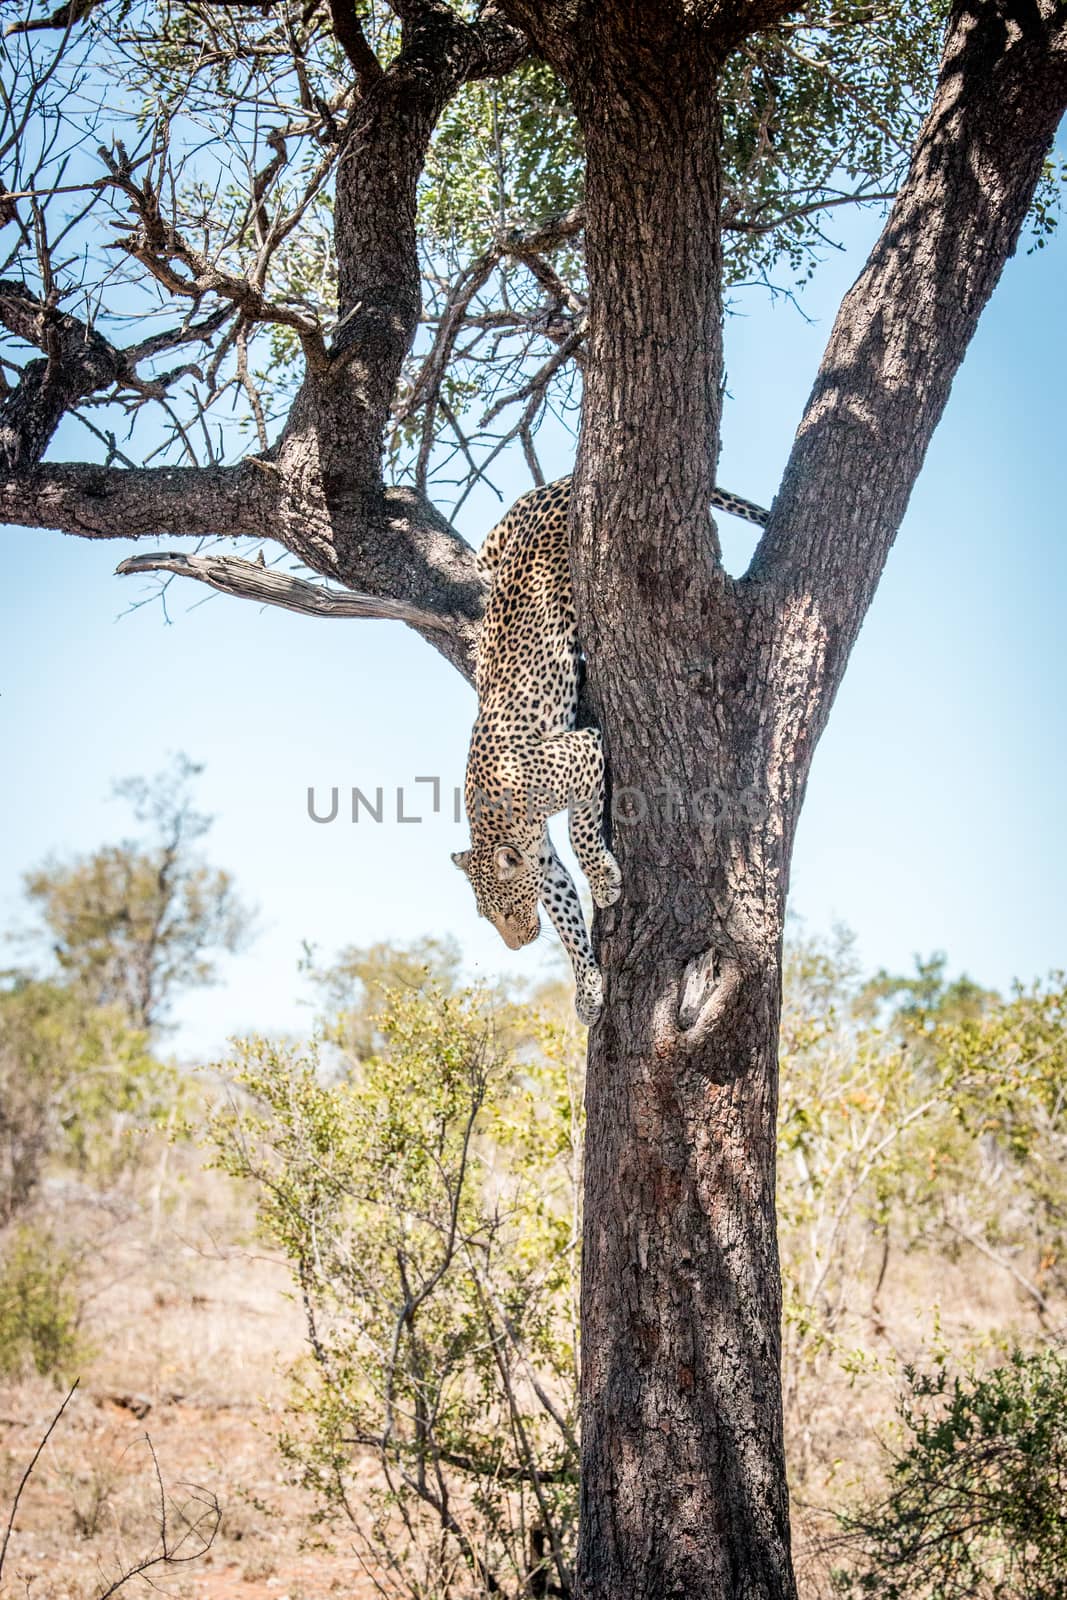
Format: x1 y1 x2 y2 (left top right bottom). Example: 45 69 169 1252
452 842 540 950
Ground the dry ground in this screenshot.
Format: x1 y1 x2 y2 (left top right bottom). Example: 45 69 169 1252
0 1159 380 1600
0 1144 1055 1599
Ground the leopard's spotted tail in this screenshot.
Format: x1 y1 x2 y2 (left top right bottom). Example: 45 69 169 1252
710 487 770 527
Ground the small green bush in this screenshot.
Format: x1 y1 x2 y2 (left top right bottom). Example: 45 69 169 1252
833 1347 1067 1600
0 1226 84 1379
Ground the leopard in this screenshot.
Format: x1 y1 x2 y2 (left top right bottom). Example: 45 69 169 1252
452 474 769 1025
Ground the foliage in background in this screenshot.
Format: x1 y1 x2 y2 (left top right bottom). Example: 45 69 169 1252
209 931 1067 1597
210 978 583 1600
305 933 465 1062
21 755 252 1031
934 980 1067 1306
303 931 569 1062
778 930 1067 1478
0 976 167 1221
830 1347 1067 1600
0 757 244 1379
0 1224 84 1380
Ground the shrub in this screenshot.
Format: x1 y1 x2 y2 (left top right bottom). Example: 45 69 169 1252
832 1347 1067 1600
0 1225 84 1379
209 982 584 1600
0 975 180 1218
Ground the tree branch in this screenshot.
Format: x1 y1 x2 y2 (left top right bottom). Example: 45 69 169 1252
115 548 465 633
0 280 130 470
326 0 384 82
276 482 485 679
0 461 270 540
497 0 795 74
0 281 231 472
1 0 512 692
506 206 584 255
462 1 528 80
3 459 483 678
99 145 329 371
342 1429 577 1484
749 0 1067 694
723 186 899 237
2 0 103 36
123 305 231 365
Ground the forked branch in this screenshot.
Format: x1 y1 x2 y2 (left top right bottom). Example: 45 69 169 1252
99 143 330 371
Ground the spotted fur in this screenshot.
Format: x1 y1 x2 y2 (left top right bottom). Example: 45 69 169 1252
452 474 769 1024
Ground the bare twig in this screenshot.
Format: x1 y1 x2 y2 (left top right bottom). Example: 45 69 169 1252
0 1383 219 1598
0 1380 79 1579
945 1222 1050 1320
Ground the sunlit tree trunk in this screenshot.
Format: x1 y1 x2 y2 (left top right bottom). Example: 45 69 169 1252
567 44 796 1600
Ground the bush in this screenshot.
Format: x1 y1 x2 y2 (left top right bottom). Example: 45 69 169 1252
0 975 178 1219
832 1347 1067 1600
209 981 584 1600
0 1226 84 1379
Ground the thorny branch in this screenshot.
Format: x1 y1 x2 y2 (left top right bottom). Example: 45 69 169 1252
0 1380 79 1579
0 1380 220 1595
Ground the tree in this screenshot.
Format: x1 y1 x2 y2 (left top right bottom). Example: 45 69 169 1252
0 974 160 1221
22 756 251 1031
3 3 1065 1595
307 932 465 1060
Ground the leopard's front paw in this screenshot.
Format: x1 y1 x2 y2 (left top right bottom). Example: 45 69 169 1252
589 851 622 910
574 965 604 1027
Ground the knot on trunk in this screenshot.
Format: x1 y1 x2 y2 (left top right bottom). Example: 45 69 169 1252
653 947 742 1062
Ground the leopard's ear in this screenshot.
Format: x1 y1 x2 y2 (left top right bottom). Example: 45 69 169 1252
451 850 471 874
494 844 524 880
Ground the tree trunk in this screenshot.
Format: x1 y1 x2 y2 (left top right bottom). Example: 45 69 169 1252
569 46 797 1600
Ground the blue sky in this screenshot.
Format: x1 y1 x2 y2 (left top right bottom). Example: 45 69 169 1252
2 206 1064 1058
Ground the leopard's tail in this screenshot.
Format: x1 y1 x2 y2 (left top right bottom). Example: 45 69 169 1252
710 487 770 527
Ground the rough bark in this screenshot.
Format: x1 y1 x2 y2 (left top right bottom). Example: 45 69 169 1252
325 0 526 469
555 32 794 1600
0 279 140 473
0 461 271 540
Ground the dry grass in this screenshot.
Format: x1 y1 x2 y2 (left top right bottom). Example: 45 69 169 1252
788 1243 1061 1595
0 1140 1057 1599
0 1156 378 1600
